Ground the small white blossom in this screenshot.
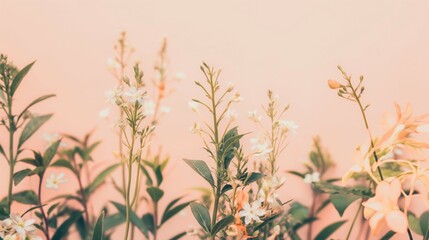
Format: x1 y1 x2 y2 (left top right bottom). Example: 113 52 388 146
174 72 186 81
278 120 299 133
124 86 145 105
226 109 238 121
239 201 266 224
304 172 320 184
190 123 201 134
251 138 273 158
248 110 262 123
106 58 121 72
160 106 170 113
232 92 243 102
226 82 234 92
99 108 111 119
105 85 123 104
46 173 67 190
188 100 199 112
1 214 39 240
143 100 155 116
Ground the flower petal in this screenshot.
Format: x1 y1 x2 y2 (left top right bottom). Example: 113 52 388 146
386 210 408 234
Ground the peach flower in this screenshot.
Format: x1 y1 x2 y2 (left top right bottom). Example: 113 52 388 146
362 179 408 234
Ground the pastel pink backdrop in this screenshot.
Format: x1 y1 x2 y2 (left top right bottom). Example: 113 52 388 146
1 1 429 239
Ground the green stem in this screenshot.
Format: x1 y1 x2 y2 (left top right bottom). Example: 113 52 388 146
307 190 317 240
7 99 15 212
346 199 363 240
38 174 50 240
153 201 158 240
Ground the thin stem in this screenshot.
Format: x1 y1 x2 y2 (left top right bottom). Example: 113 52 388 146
153 201 158 240
345 199 363 240
38 174 50 240
307 190 317 240
6 96 15 212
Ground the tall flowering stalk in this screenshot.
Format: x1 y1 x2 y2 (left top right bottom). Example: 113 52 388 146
328 66 414 239
0 55 55 214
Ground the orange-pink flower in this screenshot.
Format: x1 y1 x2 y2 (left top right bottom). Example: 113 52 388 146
362 179 408 234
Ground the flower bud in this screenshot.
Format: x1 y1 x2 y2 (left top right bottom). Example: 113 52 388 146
328 80 341 89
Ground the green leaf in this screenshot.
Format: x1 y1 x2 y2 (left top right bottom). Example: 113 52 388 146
219 127 241 169
380 231 396 240
104 213 125 232
314 220 347 240
140 164 153 186
316 199 331 214
420 211 429 239
12 190 38 205
111 201 148 237
21 204 46 217
52 211 82 240
155 165 163 186
18 94 56 120
147 187 164 203
329 194 360 217
184 159 214 187
43 139 61 166
287 171 305 178
10 61 35 96
211 215 234 236
242 172 264 185
85 164 119 195
0 145 6 159
161 200 192 225
13 169 32 186
51 159 75 173
408 212 422 235
92 211 105 240
47 202 60 216
18 114 52 148
169 231 187 240
190 202 211 234
142 213 155 234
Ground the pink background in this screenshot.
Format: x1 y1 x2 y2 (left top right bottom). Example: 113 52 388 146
1 1 429 239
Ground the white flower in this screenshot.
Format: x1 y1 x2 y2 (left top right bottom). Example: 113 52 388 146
188 100 199 112
278 120 299 133
190 123 201 134
258 190 280 205
186 225 198 236
105 85 123 104
143 100 155 116
106 58 121 71
46 173 67 190
226 109 238 121
226 82 234 92
124 86 145 105
248 110 262 123
5 214 37 240
304 172 320 184
174 72 186 81
160 106 170 113
232 92 243 102
239 201 266 224
99 108 111 119
251 138 273 158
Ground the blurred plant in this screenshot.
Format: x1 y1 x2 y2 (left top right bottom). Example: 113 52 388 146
324 66 429 239
47 132 118 240
106 32 189 240
287 137 346 240
186 63 271 239
0 55 55 214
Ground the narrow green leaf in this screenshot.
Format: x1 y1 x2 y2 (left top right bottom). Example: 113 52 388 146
111 201 148 237
147 187 164 203
18 94 56 121
184 159 214 187
142 213 155 234
380 231 396 240
329 194 360 217
169 231 186 240
12 190 38 205
92 211 105 240
314 220 347 240
155 166 163 186
43 139 61 166
243 172 264 185
52 211 82 240
190 202 211 234
211 215 234 236
161 201 192 225
13 169 32 186
21 204 46 217
420 211 429 240
408 212 422 235
47 202 60 216
51 159 75 173
18 114 52 148
104 213 125 232
10 61 35 96
85 164 119 195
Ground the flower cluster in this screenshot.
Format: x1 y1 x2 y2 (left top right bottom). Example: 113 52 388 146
0 214 41 240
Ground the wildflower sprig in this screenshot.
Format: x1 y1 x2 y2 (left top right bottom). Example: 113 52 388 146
186 63 263 239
